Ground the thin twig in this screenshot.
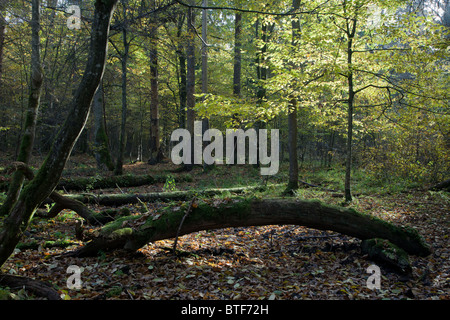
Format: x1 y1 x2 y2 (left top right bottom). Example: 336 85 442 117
173 197 196 255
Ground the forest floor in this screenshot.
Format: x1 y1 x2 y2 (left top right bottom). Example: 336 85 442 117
0 155 448 300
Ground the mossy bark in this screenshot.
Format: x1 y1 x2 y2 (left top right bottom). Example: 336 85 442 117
53 185 269 206
0 0 118 268
43 191 124 225
1 173 194 193
362 238 412 274
68 197 431 258
57 174 157 191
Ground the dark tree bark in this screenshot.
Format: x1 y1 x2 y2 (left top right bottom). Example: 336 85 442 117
148 3 162 165
201 0 211 170
0 274 61 300
93 83 114 171
286 0 301 193
344 11 357 203
230 12 242 163
0 3 5 151
114 3 130 176
176 13 187 129
0 0 118 268
430 179 450 191
68 197 431 258
184 2 196 171
233 13 242 98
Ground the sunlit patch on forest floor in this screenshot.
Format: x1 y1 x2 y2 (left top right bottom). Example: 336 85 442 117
0 156 448 300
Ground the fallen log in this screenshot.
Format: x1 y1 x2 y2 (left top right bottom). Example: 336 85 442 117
0 173 194 193
361 238 412 274
0 274 61 300
429 179 450 192
56 185 271 206
67 197 431 258
37 191 126 226
56 174 193 192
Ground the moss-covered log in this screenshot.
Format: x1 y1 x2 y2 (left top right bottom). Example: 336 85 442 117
68 197 431 258
0 274 60 300
0 173 195 193
361 238 412 274
55 185 269 206
430 179 450 192
41 191 126 225
55 174 193 192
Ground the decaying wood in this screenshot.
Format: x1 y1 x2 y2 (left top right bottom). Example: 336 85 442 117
0 274 61 300
429 179 450 192
49 185 270 207
2 161 117 225
67 197 431 258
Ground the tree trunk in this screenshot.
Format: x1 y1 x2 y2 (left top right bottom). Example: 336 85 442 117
148 7 162 165
286 0 301 193
185 3 196 171
43 191 118 225
233 13 242 98
176 14 187 129
345 15 357 203
201 0 211 171
0 274 61 300
0 0 118 268
430 179 450 191
231 12 242 164
115 1 130 176
0 3 5 147
68 197 431 258
93 83 114 171
0 0 43 217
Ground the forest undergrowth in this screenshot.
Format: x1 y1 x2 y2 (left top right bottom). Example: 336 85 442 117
0 155 448 300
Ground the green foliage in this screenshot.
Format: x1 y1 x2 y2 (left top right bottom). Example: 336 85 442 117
163 175 177 192
0 192 6 206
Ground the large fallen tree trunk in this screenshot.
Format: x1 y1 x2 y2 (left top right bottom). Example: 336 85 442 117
0 173 194 193
429 179 450 192
51 185 271 207
56 174 192 192
0 274 61 300
68 197 431 258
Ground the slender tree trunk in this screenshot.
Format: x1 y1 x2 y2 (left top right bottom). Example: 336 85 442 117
201 0 211 170
0 0 43 217
0 3 5 125
286 0 301 193
345 16 357 203
0 6 4 87
0 0 117 268
185 3 196 171
115 6 129 176
233 13 242 98
93 83 114 171
176 14 187 129
0 7 5 151
148 10 161 165
231 12 242 164
254 19 270 168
